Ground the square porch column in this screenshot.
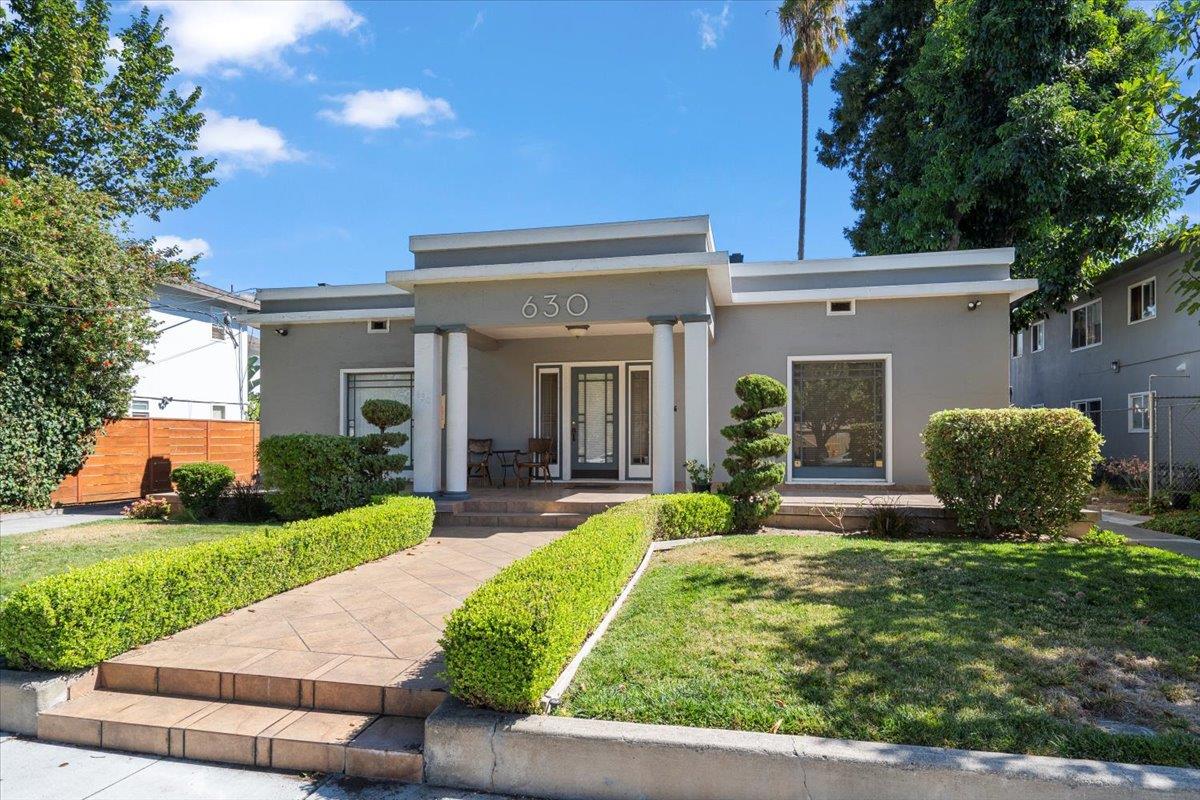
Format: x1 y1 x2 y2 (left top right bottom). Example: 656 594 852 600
412 327 443 496
682 314 710 473
443 325 469 500
649 316 677 494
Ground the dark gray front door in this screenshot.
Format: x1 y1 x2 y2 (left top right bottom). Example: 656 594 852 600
570 366 618 479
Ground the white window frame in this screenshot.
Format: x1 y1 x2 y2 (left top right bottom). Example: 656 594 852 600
338 367 415 474
1031 320 1045 353
211 404 226 420
367 319 390 334
129 399 150 418
1070 397 1102 433
1128 391 1151 434
784 354 893 486
1127 277 1156 325
1070 298 1103 352
1011 330 1023 358
826 299 856 316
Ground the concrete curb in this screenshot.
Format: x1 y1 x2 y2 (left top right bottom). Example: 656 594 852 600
0 668 95 735
424 699 1200 800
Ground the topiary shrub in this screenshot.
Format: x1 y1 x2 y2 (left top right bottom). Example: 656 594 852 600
719 374 790 532
259 434 372 520
922 407 1103 536
358 398 411 494
170 462 235 519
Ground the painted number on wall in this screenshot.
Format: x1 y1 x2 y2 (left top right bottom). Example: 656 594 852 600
522 293 589 319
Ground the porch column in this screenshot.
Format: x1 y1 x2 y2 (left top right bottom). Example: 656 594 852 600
649 316 677 494
412 327 443 496
682 314 710 473
443 325 469 499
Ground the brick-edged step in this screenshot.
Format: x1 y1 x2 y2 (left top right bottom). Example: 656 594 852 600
38 689 424 781
436 510 587 529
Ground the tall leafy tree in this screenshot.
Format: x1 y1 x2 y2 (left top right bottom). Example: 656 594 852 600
773 0 848 260
819 0 1178 325
0 0 215 219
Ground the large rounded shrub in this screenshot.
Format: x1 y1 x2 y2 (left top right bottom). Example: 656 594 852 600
258 434 370 520
922 407 1103 536
720 374 790 532
170 462 235 519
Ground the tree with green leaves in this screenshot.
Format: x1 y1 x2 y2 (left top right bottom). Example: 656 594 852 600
720 374 790 532
774 0 848 260
819 0 1178 326
0 172 188 510
0 0 215 219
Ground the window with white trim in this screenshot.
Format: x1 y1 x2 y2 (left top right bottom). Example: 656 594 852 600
1011 330 1023 358
790 358 887 481
367 320 390 333
343 370 414 470
1071 299 1102 350
1128 392 1151 433
1031 320 1045 353
826 299 855 316
1071 399 1102 433
211 404 226 420
129 399 150 418
1128 278 1156 324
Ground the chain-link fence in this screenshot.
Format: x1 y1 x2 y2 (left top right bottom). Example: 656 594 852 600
1151 396 1200 497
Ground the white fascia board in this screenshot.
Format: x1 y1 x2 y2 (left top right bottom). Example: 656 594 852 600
730 278 1039 305
733 247 1016 278
387 251 730 289
256 283 409 301
409 215 712 253
235 308 415 326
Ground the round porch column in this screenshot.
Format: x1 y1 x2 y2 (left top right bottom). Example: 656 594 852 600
443 325 469 499
649 316 677 494
682 314 710 474
411 327 443 496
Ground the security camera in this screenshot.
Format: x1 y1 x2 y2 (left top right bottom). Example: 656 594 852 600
274 328 288 336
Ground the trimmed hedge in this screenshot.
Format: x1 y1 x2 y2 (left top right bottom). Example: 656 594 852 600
923 407 1103 536
171 462 235 518
0 496 435 671
441 493 732 712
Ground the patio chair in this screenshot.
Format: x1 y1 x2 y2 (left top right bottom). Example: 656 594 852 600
467 438 494 487
516 438 554 486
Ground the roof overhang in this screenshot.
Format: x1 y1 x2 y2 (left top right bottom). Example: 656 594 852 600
162 280 259 311
733 247 1016 278
409 215 713 254
256 283 408 301
731 278 1039 306
235 308 415 326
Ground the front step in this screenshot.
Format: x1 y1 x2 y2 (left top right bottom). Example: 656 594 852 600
453 499 619 515
436 510 588 529
38 689 424 781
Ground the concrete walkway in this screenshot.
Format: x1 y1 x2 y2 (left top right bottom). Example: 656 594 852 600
1100 511 1200 559
0 503 127 537
0 734 513 800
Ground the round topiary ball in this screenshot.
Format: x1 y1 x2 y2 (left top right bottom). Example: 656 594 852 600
360 398 411 433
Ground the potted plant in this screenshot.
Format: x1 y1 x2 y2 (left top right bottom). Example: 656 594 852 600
683 459 715 493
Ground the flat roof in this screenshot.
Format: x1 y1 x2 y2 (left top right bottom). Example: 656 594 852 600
409 215 713 253
163 280 259 311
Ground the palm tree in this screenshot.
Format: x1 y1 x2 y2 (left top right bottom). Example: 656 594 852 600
774 0 848 260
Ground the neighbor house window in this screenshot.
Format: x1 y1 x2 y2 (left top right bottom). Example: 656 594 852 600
129 399 150 418
1071 399 1102 433
1128 278 1156 324
1011 331 1023 358
210 306 225 340
789 357 888 481
367 320 390 333
1071 299 1102 350
1031 320 1045 353
826 299 855 316
1128 392 1151 433
343 370 413 470
211 404 226 420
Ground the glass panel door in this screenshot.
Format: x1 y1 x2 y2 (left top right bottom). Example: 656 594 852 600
535 366 561 478
626 364 651 479
571 366 619 479
790 359 886 480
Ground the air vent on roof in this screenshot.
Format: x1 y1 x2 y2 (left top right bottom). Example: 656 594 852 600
730 253 744 263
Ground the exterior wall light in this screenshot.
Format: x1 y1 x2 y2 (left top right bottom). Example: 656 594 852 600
566 324 590 338
1111 360 1121 373
274 328 288 336
966 300 982 311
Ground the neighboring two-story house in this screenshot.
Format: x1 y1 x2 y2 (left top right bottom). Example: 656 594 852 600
1010 246 1198 469
130 281 260 421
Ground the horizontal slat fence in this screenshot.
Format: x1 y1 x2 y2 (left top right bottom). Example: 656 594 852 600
51 418 260 505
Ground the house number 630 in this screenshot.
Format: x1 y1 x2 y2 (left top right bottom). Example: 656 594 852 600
522 293 588 319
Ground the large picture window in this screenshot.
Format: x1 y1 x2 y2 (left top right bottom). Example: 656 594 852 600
343 370 413 471
789 357 888 481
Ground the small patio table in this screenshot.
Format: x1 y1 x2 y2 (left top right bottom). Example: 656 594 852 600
492 449 520 486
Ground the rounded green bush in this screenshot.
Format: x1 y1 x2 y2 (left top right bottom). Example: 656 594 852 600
259 434 371 520
360 398 411 434
170 462 235 519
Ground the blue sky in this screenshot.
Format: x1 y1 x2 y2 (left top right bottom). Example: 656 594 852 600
133 0 854 291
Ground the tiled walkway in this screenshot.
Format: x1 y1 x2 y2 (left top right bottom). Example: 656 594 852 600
106 526 567 704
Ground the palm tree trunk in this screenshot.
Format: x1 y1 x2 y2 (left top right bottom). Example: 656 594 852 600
798 79 809 261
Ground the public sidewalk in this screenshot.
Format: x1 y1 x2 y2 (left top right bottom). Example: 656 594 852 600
1100 511 1200 559
0 503 127 537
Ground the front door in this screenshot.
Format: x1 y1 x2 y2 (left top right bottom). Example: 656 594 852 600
570 366 619 479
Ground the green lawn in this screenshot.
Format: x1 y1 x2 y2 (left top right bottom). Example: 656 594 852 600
0 519 279 599
560 534 1200 767
1143 510 1200 541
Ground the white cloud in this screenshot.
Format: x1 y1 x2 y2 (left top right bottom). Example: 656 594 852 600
154 235 212 261
319 88 455 130
198 110 304 174
694 3 731 50
144 0 363 74
468 11 484 35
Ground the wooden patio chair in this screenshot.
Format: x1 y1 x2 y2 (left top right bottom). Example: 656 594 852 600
516 438 554 486
467 438 494 487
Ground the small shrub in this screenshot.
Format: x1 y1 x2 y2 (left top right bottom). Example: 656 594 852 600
171 462 235 519
654 493 733 540
259 434 371 520
122 497 171 520
1131 493 1173 516
1079 527 1128 547
0 496 435 671
864 498 916 538
1096 456 1149 493
922 407 1102 536
683 459 715 491
719 374 790 532
222 480 272 523
1143 510 1200 540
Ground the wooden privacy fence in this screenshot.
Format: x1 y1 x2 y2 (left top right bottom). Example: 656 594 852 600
51 418 260 505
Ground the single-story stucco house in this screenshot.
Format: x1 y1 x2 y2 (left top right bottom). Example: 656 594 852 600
241 215 1036 495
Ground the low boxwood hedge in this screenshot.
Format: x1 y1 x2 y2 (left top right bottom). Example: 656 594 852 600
0 496 435 671
441 493 732 712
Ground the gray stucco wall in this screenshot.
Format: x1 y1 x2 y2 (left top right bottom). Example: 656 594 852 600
1010 250 1199 460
